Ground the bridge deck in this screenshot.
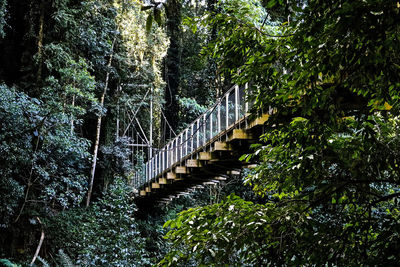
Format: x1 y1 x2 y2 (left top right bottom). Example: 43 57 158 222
132 85 270 203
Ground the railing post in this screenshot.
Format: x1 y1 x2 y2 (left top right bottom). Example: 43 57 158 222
191 124 194 153
148 160 150 183
226 93 229 129
169 143 171 167
245 83 249 113
162 148 165 172
154 157 156 178
235 84 239 122
170 143 173 166
151 158 153 180
150 158 152 180
210 112 213 139
217 102 221 133
196 119 200 149
185 129 188 156
166 144 169 168
154 154 156 178
146 162 148 185
146 161 149 184
156 152 159 176
203 114 206 146
170 143 172 167
175 138 177 163
180 134 183 160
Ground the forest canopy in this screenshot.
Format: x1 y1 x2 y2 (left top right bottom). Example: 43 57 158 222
0 0 400 266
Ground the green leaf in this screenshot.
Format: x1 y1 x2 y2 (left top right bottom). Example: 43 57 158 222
266 0 277 9
146 14 153 33
154 8 162 26
163 220 172 228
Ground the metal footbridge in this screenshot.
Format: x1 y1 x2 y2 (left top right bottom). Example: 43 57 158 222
131 85 269 203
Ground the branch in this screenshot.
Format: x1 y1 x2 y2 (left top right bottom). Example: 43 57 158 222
14 127 42 223
370 192 400 207
30 217 45 265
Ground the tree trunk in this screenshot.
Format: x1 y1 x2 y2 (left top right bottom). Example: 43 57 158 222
70 95 75 134
86 38 116 207
163 0 182 135
36 0 45 83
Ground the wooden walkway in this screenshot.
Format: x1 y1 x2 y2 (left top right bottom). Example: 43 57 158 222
132 85 269 203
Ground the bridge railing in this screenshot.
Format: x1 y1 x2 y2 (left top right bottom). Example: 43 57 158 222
133 84 249 190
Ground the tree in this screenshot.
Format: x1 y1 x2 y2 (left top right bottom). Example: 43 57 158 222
46 177 149 266
163 0 182 133
160 0 400 265
0 0 169 263
0 84 90 258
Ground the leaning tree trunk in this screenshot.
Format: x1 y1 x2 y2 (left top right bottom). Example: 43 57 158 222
86 38 116 207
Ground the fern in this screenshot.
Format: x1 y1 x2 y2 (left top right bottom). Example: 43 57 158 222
57 249 75 267
0 259 21 267
36 256 50 267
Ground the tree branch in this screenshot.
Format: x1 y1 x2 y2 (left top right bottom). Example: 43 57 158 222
370 192 400 207
30 217 45 265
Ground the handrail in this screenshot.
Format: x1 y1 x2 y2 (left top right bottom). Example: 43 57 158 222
159 84 237 152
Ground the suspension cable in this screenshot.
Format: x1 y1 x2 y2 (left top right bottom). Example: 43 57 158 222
160 108 177 137
135 117 150 145
122 88 151 136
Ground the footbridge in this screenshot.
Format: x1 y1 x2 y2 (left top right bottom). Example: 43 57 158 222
131 85 269 203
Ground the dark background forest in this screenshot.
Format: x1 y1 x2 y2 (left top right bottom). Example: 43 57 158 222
1 0 400 266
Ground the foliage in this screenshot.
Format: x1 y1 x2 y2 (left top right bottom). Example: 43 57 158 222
0 259 21 267
160 0 400 265
56 249 75 267
180 4 218 107
42 54 97 119
46 178 148 266
0 0 171 264
37 256 50 267
0 85 90 229
160 194 272 266
177 97 207 130
100 136 133 177
137 213 172 266
0 0 7 38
